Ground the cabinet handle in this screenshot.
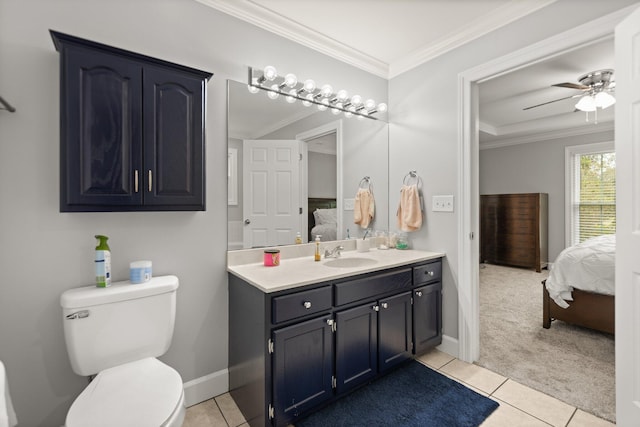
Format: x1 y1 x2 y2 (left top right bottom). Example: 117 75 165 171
415 291 423 297
303 301 312 309
381 302 388 309
425 270 435 276
134 170 139 193
148 170 152 192
373 305 379 312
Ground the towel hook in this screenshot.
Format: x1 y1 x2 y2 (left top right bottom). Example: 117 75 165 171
359 176 372 190
403 171 422 189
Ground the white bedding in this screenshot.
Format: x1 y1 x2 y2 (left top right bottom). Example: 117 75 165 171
545 235 615 308
311 208 337 241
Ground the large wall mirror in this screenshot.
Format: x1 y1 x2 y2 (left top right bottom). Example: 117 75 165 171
227 79 389 250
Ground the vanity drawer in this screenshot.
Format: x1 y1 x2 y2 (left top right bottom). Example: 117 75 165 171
272 286 332 324
334 268 412 306
413 261 442 285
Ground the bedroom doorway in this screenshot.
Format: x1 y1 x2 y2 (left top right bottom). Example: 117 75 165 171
297 120 344 242
459 4 640 424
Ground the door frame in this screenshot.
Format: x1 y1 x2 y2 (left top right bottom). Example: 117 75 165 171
297 120 344 240
457 6 636 362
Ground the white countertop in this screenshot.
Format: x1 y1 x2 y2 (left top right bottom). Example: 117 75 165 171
227 246 444 293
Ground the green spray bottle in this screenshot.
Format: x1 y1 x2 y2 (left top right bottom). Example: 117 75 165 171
95 235 111 287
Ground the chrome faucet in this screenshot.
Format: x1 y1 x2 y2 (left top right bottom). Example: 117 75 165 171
324 245 344 258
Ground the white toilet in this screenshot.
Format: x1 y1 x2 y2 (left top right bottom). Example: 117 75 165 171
60 275 185 427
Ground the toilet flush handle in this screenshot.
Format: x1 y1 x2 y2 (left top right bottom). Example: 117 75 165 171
66 310 90 320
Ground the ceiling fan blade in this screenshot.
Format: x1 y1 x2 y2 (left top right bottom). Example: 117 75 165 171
552 82 590 90
523 94 582 110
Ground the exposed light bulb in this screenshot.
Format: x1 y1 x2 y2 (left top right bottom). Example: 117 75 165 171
283 73 297 88
350 95 362 106
344 111 353 118
302 93 314 107
331 104 341 115
320 84 333 98
286 89 297 103
317 103 327 111
267 84 280 100
247 85 259 94
336 90 349 102
377 103 388 113
594 92 616 109
357 110 368 120
263 65 278 81
303 79 316 93
364 99 376 110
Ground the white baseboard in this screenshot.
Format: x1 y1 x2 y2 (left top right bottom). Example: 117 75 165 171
436 334 459 359
183 368 229 407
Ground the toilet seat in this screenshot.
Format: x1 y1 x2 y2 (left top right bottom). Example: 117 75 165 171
66 357 184 427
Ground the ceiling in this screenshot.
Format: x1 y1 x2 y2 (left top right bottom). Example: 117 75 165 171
206 0 616 149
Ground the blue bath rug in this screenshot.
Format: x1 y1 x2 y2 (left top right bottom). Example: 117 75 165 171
296 360 499 427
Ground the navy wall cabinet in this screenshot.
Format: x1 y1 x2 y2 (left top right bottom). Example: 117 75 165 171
51 30 212 212
229 258 443 427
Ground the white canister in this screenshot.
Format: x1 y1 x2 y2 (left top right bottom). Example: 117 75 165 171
130 260 152 284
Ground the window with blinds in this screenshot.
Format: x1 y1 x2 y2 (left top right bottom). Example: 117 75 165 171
566 142 616 246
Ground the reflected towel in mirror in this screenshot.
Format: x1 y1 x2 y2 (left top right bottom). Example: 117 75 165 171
354 188 375 229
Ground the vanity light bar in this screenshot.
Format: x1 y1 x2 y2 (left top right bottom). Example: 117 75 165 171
247 66 387 120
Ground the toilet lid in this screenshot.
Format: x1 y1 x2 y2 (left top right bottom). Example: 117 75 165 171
66 358 183 427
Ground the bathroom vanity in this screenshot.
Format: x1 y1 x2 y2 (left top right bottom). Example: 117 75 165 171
228 245 444 427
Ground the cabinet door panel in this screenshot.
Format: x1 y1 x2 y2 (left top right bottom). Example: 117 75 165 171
143 66 205 208
378 292 413 372
63 47 143 208
335 304 377 393
413 283 442 354
272 315 333 424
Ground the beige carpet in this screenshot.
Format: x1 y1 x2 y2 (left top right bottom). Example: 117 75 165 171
476 264 615 422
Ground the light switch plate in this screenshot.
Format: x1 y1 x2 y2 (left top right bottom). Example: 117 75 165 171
432 195 454 212
344 198 355 211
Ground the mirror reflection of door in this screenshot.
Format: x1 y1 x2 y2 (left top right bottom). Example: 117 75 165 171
243 139 303 248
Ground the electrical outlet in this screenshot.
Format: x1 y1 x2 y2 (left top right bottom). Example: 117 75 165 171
344 198 355 210
432 195 454 212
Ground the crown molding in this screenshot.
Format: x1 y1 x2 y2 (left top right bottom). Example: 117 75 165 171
197 0 556 79
389 0 556 78
195 0 388 78
479 121 614 150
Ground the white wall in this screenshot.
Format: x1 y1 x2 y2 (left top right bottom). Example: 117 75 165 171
479 130 614 261
388 0 637 340
0 1 386 425
308 152 337 199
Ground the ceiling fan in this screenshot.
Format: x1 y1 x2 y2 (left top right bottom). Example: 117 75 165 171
523 69 616 111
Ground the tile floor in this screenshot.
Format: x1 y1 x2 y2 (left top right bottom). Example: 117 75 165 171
182 349 615 427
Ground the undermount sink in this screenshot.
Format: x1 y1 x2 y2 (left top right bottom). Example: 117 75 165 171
323 257 378 268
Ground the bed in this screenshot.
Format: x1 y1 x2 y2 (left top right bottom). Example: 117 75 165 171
308 198 337 242
542 234 615 334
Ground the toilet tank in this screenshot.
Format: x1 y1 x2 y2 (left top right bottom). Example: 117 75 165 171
60 275 179 376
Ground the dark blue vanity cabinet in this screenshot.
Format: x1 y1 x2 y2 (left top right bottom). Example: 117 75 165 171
228 257 442 427
50 31 212 212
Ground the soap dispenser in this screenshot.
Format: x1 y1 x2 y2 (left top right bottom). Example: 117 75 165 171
314 235 322 262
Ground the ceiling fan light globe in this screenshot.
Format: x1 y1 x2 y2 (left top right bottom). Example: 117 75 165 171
595 92 616 109
575 95 596 112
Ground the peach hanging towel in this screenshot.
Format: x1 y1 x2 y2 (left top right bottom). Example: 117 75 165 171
354 178 375 229
397 183 423 232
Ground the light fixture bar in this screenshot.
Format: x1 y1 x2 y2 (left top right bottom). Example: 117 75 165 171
247 66 387 120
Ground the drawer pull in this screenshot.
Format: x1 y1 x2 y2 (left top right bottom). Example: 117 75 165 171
425 270 435 276
381 302 388 309
373 305 379 312
303 301 312 309
415 291 423 297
